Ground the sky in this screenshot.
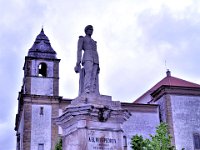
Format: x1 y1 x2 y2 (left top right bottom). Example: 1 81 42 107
1 0 200 149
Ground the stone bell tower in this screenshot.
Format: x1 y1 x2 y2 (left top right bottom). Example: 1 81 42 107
15 29 61 150
24 28 59 96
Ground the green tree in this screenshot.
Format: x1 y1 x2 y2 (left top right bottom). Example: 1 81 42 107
150 123 175 150
55 138 62 150
131 123 176 150
131 135 153 150
131 135 146 150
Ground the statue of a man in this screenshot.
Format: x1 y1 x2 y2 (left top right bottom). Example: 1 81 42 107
74 25 100 95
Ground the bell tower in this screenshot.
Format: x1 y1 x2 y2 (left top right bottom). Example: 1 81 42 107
15 29 61 150
23 28 59 96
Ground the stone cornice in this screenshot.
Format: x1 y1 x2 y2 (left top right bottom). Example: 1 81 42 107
121 102 159 113
151 85 200 102
25 56 61 62
54 104 131 136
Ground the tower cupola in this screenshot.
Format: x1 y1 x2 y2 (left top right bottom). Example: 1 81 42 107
28 28 56 59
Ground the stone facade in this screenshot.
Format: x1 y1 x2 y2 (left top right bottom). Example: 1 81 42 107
151 85 200 150
54 94 131 150
18 110 24 150
15 29 200 150
31 105 52 150
170 95 200 150
122 103 160 150
23 103 32 150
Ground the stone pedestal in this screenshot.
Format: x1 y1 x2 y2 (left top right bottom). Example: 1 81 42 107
55 94 131 150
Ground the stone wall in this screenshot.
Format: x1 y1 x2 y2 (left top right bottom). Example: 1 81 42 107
31 78 54 95
154 95 175 146
122 103 160 150
51 103 59 149
23 103 32 150
53 60 60 96
31 104 52 150
18 110 24 150
170 95 200 150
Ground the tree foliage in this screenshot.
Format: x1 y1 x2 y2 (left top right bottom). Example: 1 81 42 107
55 138 62 150
131 134 152 150
131 123 176 150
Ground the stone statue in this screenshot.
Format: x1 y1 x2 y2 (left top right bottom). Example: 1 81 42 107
74 25 100 95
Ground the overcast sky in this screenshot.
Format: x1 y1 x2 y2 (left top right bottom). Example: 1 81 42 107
1 0 200 149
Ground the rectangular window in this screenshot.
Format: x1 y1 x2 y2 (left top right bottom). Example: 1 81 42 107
38 143 44 150
123 136 127 150
194 133 200 149
40 107 44 115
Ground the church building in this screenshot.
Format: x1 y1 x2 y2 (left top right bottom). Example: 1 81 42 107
15 29 200 150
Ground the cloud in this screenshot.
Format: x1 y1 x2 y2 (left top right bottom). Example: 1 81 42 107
137 4 200 78
0 122 16 150
1 0 200 149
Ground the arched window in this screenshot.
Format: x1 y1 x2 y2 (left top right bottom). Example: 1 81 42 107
38 63 47 77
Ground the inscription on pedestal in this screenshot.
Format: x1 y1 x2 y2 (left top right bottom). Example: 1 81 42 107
88 130 120 150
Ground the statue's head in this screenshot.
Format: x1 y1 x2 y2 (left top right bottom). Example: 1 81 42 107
84 25 93 36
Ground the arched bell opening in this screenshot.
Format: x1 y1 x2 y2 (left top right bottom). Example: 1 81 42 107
38 63 47 77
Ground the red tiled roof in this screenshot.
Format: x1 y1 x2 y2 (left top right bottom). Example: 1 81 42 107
150 75 200 91
134 71 200 103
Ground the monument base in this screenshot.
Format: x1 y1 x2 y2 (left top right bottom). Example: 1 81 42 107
55 94 131 150
62 124 124 150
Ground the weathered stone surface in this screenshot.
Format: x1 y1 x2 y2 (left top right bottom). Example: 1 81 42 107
62 128 124 150
28 28 57 59
23 104 32 150
170 95 200 150
31 104 52 150
122 103 160 150
55 95 131 150
75 25 100 95
70 94 121 110
51 103 59 149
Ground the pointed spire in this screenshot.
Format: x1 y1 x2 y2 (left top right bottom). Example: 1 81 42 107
41 27 44 34
28 28 56 59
